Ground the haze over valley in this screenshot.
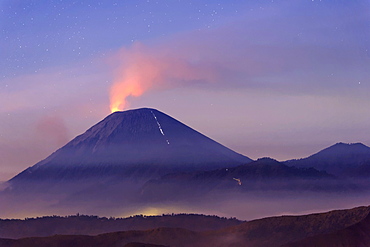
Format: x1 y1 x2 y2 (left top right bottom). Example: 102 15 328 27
1 108 370 222
1 0 370 246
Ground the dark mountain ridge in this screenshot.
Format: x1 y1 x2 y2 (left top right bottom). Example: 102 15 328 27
139 158 339 201
283 211 370 247
153 157 333 182
217 205 370 247
285 142 370 177
1 206 369 247
0 213 243 239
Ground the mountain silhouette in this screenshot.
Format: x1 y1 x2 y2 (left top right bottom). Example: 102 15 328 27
285 142 370 177
1 206 369 247
140 158 337 201
9 108 251 184
0 214 243 239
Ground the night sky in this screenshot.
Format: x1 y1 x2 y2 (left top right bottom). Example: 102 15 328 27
1 0 370 181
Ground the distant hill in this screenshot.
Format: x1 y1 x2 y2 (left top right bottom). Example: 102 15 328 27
1 206 369 247
140 157 341 201
0 214 243 239
285 142 370 177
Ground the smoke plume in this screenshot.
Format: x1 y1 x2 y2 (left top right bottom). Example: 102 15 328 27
109 43 215 112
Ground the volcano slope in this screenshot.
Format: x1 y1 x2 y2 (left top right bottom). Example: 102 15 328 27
1 108 251 217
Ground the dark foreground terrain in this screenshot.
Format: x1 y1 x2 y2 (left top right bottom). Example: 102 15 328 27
0 206 369 247
0 214 242 239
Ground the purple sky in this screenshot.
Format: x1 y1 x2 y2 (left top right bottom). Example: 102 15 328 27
1 0 370 181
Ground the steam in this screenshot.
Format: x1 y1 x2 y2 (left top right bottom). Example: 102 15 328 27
109 43 215 112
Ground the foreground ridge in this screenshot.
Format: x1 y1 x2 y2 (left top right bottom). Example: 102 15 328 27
0 206 369 247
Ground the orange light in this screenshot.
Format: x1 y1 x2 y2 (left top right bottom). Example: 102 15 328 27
110 106 121 113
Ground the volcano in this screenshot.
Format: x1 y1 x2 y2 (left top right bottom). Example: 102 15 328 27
10 108 251 183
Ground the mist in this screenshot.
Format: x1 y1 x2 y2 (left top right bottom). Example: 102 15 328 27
1 177 369 221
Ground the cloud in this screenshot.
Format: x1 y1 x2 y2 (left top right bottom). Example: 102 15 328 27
109 1 370 110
